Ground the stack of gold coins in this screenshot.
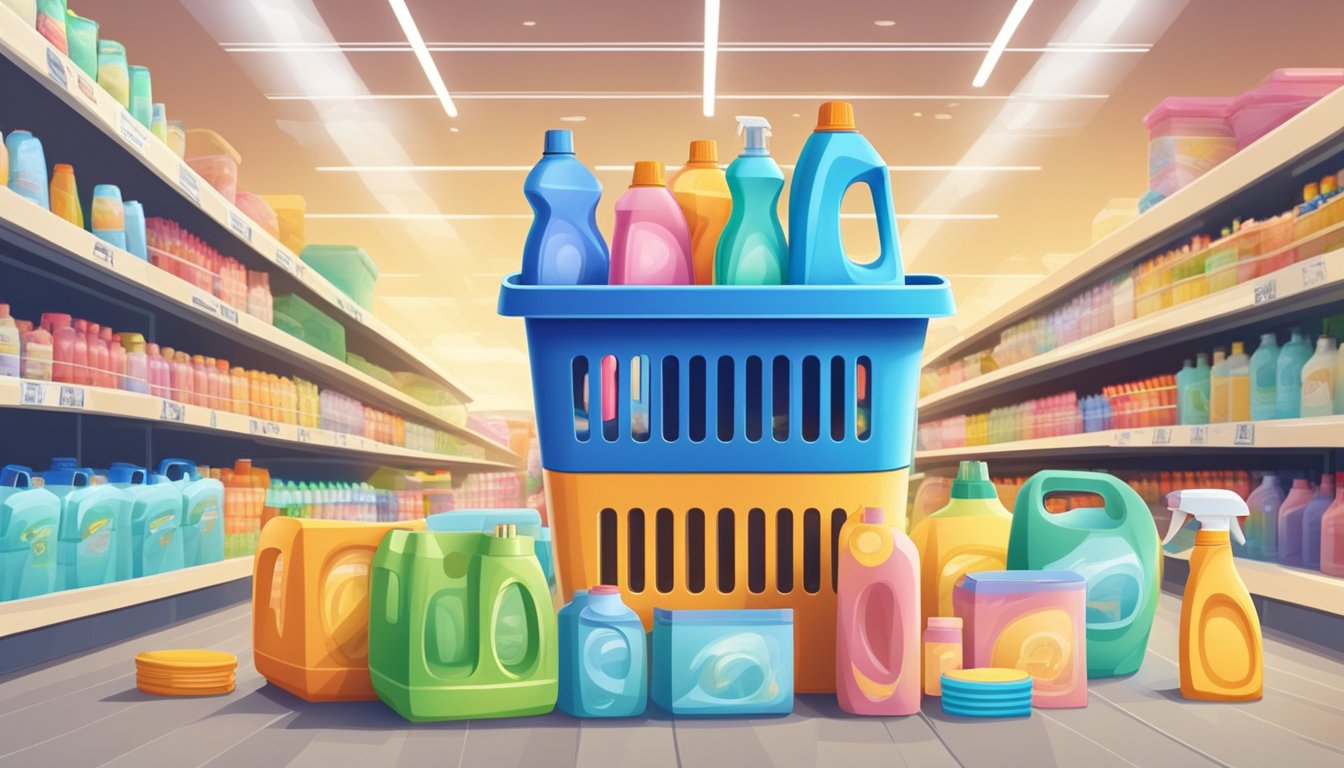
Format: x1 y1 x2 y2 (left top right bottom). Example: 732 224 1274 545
135 650 237 696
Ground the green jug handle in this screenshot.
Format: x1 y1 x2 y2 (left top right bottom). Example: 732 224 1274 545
1023 470 1132 524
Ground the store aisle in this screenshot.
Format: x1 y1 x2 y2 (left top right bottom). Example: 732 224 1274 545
0 595 1341 768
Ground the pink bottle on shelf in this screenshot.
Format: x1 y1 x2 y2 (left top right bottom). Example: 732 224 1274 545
85 323 107 387
71 319 91 385
836 506 920 716
1277 477 1317 566
40 313 72 383
108 333 127 389
145 343 169 397
609 161 693 285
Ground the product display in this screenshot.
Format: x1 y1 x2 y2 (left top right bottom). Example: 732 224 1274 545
8 5 1344 760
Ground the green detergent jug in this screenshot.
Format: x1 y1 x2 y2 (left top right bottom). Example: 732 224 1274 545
1006 470 1159 678
108 463 185 577
369 526 558 722
39 460 132 590
0 465 62 601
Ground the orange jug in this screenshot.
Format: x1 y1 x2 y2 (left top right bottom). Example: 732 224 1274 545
252 516 425 701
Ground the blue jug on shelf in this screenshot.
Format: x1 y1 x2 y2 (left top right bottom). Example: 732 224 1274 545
108 463 185 577
40 459 132 590
521 129 610 285
0 465 62 601
155 459 224 567
558 586 647 718
787 101 904 286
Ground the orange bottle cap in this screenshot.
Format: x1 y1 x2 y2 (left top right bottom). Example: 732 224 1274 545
54 163 74 173
816 101 856 132
631 160 666 187
686 139 718 165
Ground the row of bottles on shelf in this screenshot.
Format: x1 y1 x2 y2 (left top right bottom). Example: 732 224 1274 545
1175 329 1344 424
0 302 456 453
522 102 906 288
3 130 273 320
924 170 1344 395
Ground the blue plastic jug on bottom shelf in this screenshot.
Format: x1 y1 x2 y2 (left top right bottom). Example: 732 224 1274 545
0 465 62 601
108 463 184 577
558 586 648 718
155 459 224 567
39 459 133 591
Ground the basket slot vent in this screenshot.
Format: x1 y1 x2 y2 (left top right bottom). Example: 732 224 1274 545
802 355 821 443
745 356 763 442
716 508 735 592
830 356 847 442
571 357 590 442
689 356 707 443
717 356 735 442
628 507 646 592
747 508 766 593
803 508 821 594
599 508 618 585
857 356 872 441
771 356 789 441
831 508 848 592
686 508 706 594
776 508 794 593
656 508 675 593
661 356 679 442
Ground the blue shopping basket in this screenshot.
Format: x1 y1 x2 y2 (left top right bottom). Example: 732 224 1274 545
497 274 954 474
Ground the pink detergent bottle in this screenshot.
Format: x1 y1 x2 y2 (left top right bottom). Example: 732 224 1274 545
609 161 693 285
836 506 920 715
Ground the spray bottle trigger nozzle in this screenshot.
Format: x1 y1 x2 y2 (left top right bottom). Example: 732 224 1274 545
1163 509 1190 545
735 116 772 136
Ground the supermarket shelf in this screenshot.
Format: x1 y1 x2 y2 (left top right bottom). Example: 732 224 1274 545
1164 551 1344 617
0 377 519 472
0 556 251 639
919 246 1344 417
914 416 1344 463
0 189 521 468
924 84 1344 368
0 10 472 404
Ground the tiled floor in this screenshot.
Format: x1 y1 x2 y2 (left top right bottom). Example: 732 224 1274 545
1 595 1342 768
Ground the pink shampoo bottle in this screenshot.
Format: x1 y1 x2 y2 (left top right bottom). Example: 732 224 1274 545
609 161 693 285
836 506 921 715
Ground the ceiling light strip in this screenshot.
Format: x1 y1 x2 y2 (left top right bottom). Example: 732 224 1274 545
973 0 1034 88
703 0 720 116
386 0 458 118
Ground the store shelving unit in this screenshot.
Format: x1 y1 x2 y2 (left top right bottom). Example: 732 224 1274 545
0 16 523 631
915 87 1344 628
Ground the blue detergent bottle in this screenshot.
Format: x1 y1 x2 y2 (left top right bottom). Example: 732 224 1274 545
558 585 647 718
715 116 788 285
788 101 904 285
40 459 132 590
156 459 224 567
108 463 185 577
521 129 610 285
0 465 62 601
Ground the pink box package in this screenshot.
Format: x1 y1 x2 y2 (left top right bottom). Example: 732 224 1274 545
1227 68 1344 149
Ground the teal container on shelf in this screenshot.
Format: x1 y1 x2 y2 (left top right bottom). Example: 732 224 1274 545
155 459 223 567
39 459 132 591
558 586 647 718
107 463 184 577
0 465 62 601
651 608 793 716
272 294 346 360
301 244 379 311
64 9 98 79
128 65 152 129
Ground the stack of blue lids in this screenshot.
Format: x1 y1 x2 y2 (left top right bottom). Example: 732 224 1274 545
940 668 1033 718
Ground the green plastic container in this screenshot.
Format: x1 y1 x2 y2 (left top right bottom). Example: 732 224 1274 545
1006 470 1160 678
64 9 98 79
272 294 346 360
368 528 558 722
301 244 379 311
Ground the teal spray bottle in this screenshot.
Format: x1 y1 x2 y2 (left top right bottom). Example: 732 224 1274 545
715 116 788 285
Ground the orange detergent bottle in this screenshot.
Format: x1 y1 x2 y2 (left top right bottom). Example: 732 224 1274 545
668 140 731 285
252 516 425 701
1164 489 1262 701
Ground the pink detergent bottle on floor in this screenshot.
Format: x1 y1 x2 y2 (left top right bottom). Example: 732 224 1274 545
836 506 920 716
609 161 693 285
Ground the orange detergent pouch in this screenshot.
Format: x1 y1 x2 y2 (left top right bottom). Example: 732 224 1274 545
252 516 425 701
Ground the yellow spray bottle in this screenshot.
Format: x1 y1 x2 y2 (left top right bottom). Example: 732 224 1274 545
1163 489 1262 701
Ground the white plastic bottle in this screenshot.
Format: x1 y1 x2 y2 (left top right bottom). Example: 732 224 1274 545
1299 335 1338 418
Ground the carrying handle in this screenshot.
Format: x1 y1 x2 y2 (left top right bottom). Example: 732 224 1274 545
841 165 904 284
1025 470 1131 524
0 465 32 488
156 458 197 482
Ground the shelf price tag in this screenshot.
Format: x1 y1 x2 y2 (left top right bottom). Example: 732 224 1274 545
334 432 348 447
335 295 365 324
92 241 115 268
117 111 147 154
249 419 280 436
1253 277 1277 305
210 410 217 429
160 400 186 423
1115 430 1133 447
20 382 47 405
1234 423 1255 446
191 290 221 319
45 47 67 88
1190 425 1208 446
177 164 201 205
297 427 310 443
58 385 85 409
276 249 295 275
1152 426 1172 445
228 210 253 243
1302 258 1328 290
74 73 97 105
218 303 240 325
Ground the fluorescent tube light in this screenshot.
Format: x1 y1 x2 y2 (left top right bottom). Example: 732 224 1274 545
386 0 458 117
703 0 720 116
973 0 1034 88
